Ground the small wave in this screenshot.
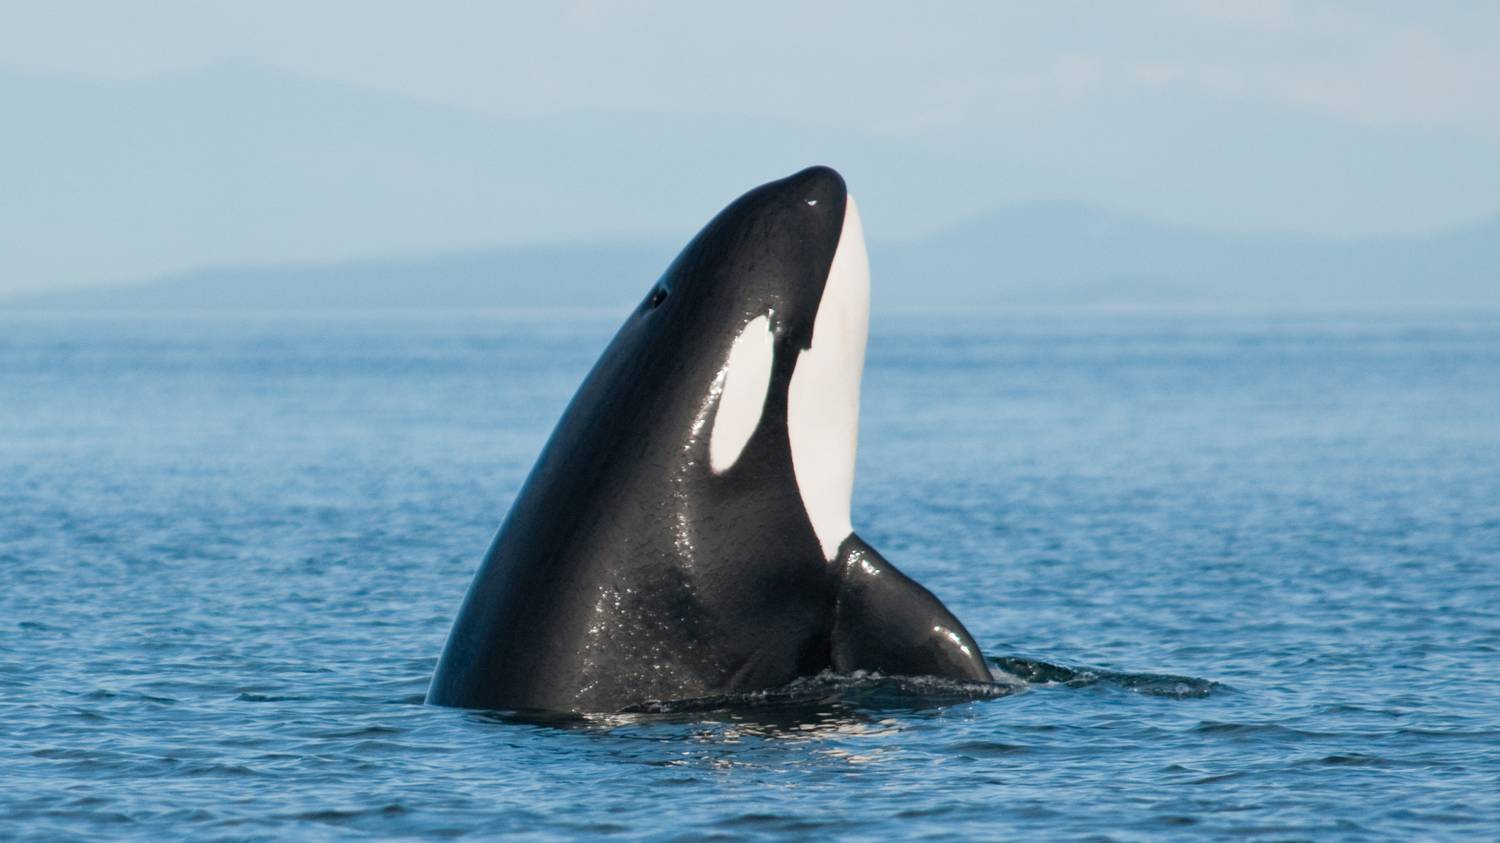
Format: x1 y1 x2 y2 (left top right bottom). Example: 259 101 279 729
235 692 311 703
292 804 408 823
988 655 1221 698
1312 753 1389 767
1193 720 1329 738
623 670 1019 716
75 688 178 705
946 739 1030 757
457 656 1212 725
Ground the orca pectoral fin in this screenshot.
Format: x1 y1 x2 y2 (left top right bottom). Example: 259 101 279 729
829 534 993 683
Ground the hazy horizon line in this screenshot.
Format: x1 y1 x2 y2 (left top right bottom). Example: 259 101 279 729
7 196 1499 306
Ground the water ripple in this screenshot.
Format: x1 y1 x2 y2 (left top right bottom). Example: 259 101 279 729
3 313 1498 839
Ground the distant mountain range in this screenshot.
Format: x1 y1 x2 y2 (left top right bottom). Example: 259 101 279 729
6 64 1500 309
6 243 672 312
8 203 1497 312
875 204 1500 309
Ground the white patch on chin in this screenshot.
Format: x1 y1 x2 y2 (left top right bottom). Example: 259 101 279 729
787 196 870 560
708 314 775 473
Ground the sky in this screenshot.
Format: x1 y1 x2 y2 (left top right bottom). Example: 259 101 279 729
3 1 1499 297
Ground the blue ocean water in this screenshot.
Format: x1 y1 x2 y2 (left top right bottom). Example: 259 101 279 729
2 311 1497 840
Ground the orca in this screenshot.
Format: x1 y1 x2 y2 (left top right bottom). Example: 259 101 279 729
427 166 991 712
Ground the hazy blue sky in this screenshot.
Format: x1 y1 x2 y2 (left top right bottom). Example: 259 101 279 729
3 1 1498 297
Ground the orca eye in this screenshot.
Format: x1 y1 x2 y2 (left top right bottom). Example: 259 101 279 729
647 287 669 309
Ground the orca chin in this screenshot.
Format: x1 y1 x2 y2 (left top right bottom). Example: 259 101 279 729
427 166 992 713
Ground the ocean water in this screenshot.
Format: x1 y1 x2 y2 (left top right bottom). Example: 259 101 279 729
2 311 1497 840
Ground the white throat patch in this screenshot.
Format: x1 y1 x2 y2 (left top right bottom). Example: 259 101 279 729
787 196 870 560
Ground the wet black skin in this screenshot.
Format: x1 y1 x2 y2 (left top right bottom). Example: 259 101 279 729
427 167 991 712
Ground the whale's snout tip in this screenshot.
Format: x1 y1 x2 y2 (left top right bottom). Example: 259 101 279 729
783 165 847 205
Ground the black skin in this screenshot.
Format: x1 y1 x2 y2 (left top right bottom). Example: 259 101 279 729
427 167 991 712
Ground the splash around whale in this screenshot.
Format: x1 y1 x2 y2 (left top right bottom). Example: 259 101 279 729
427 166 996 713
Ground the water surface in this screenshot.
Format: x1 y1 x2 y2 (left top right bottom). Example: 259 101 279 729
2 312 1497 839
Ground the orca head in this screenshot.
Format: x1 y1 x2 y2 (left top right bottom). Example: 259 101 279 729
635 166 870 561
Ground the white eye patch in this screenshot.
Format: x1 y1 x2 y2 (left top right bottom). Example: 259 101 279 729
708 314 775 473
